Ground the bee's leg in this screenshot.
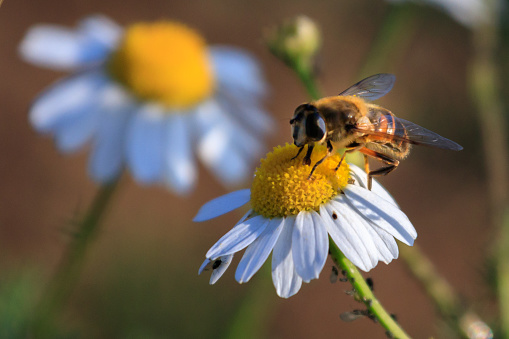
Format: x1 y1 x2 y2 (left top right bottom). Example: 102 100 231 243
308 141 333 179
358 148 399 190
302 144 314 166
334 145 364 171
363 154 370 175
291 146 305 161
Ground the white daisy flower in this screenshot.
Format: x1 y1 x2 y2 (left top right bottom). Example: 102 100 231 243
194 144 417 298
386 0 489 28
20 15 272 194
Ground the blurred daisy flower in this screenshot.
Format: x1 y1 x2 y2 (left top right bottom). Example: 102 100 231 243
20 15 272 193
194 144 417 298
386 0 489 28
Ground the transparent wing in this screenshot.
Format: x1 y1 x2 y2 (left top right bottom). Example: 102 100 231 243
338 74 396 101
355 117 463 151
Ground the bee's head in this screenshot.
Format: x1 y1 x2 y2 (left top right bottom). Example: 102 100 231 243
290 103 327 147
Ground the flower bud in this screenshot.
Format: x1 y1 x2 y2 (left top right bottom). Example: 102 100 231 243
265 15 321 73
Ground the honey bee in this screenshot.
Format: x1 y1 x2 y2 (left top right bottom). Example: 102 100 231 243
290 73 463 189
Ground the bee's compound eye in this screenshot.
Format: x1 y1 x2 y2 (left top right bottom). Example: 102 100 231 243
306 112 326 141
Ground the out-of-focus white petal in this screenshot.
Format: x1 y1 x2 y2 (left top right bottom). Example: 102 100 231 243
194 100 253 185
163 114 196 194
126 105 165 184
215 90 274 137
88 85 134 182
206 215 268 259
78 15 122 50
54 103 100 153
387 0 488 28
292 211 328 282
198 255 234 285
30 70 108 133
194 189 251 222
19 20 114 70
209 46 266 98
348 163 398 206
343 185 417 246
20 25 88 70
272 216 303 298
235 218 284 283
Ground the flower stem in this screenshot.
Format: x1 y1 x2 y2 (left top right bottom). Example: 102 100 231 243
468 1 509 335
329 239 410 339
294 60 321 100
30 180 120 337
400 244 493 338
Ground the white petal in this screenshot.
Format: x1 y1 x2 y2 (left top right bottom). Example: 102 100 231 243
343 185 417 246
30 71 108 133
20 25 88 70
78 15 122 50
292 211 329 282
163 114 196 194
54 103 100 153
206 215 268 259
321 201 374 272
209 46 266 97
348 163 398 206
88 85 134 182
236 218 284 283
215 92 274 137
387 0 488 28
272 216 303 298
126 105 165 184
193 189 251 222
339 196 398 265
198 255 234 285
194 101 251 185
366 225 399 264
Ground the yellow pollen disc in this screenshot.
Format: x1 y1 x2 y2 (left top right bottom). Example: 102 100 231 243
108 21 214 109
250 144 350 218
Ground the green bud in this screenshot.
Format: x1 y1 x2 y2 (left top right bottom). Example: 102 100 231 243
265 15 321 74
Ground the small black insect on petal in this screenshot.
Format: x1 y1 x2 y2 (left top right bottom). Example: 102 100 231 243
332 212 338 220
212 259 222 270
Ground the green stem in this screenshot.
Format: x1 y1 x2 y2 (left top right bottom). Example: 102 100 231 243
294 60 321 100
30 180 120 337
357 4 417 77
329 239 410 339
467 1 509 335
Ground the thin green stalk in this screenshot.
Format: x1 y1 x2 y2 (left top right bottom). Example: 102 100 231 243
498 210 509 337
467 1 509 335
400 245 493 338
30 180 120 338
357 3 417 77
294 60 321 101
329 239 410 339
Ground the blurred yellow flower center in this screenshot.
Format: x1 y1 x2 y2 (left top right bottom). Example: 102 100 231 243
250 144 349 218
108 21 214 109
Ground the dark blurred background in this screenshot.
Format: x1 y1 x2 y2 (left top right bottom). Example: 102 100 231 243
0 0 498 338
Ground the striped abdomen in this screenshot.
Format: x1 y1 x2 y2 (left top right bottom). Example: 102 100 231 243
364 105 411 159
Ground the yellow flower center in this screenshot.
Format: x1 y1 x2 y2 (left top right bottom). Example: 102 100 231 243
108 21 214 109
251 144 350 218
